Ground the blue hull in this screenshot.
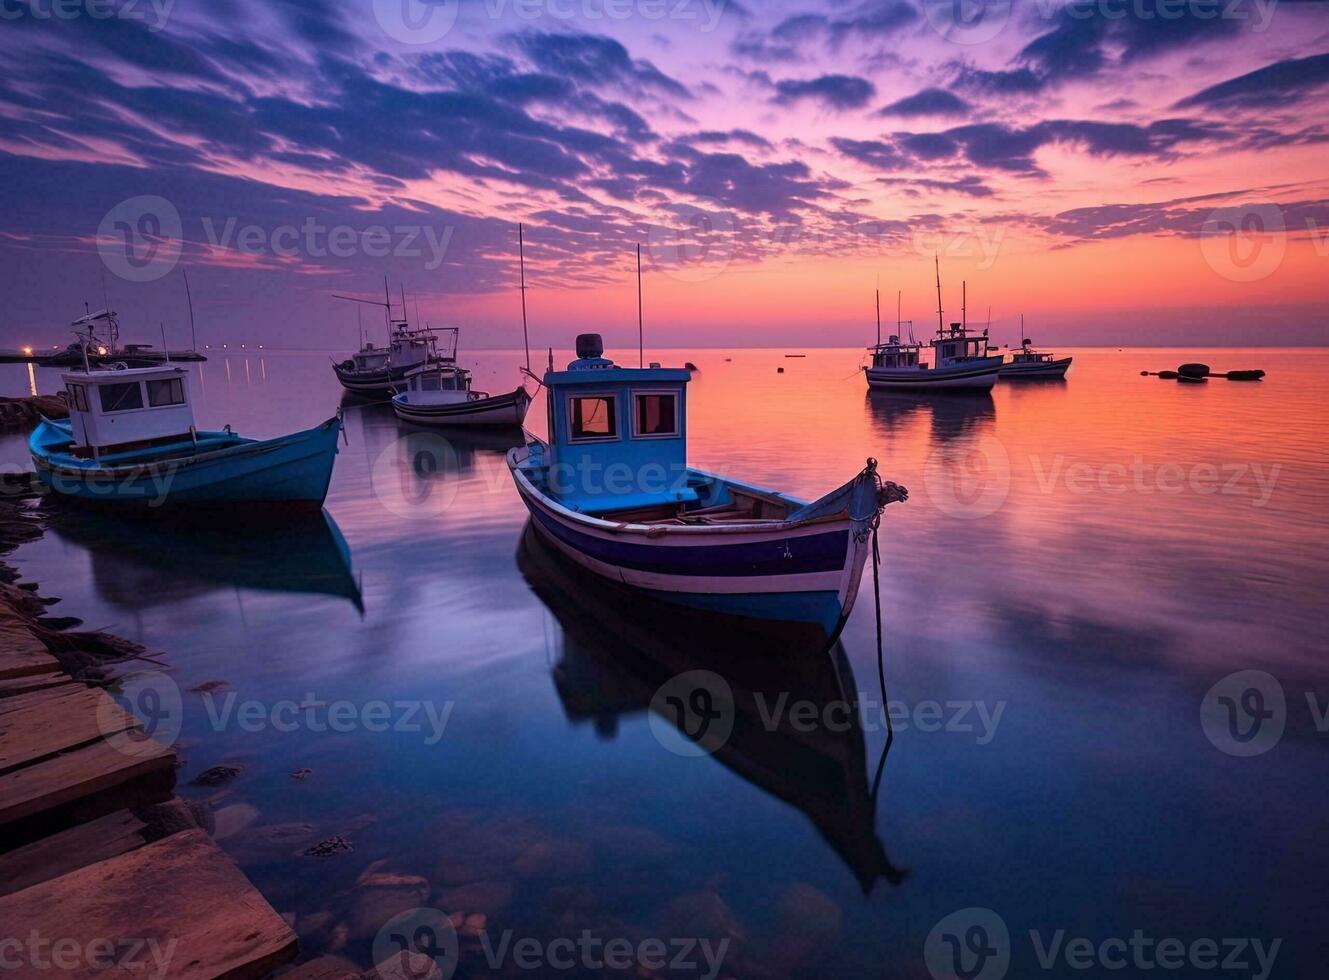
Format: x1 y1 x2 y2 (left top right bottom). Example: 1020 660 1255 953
31 417 342 510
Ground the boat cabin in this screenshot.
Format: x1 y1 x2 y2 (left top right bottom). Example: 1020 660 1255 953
539 334 693 515
868 335 923 369
1011 339 1055 364
61 365 195 458
402 362 472 396
931 322 990 366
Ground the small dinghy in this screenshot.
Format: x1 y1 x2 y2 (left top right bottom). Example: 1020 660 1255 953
507 335 907 641
391 351 531 428
32 363 341 510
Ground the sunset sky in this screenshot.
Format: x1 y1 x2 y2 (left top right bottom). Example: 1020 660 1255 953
1 0 1327 349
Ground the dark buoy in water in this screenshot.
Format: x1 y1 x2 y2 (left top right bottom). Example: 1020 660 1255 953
1223 370 1265 381
777 366 785 373
1177 362 1211 379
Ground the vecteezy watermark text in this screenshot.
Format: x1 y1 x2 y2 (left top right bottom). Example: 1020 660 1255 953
200 692 454 745
0 932 177 980
0 0 176 32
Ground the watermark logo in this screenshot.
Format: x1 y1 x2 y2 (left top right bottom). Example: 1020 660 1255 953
97 195 182 282
98 670 183 757
925 908 1010 980
1199 203 1286 283
921 0 1012 45
647 199 737 283
923 435 1011 519
370 432 462 519
372 0 460 44
373 907 459 980
649 669 734 757
1201 670 1286 757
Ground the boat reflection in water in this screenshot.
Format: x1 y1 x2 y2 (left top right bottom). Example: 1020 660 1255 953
517 523 904 893
865 389 995 444
46 508 363 613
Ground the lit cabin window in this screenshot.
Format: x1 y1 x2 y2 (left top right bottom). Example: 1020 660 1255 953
99 382 143 413
66 383 89 412
635 392 677 437
147 378 184 407
570 395 617 440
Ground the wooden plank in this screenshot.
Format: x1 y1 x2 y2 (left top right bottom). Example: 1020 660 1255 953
0 809 146 897
0 829 298 980
0 673 73 699
0 688 139 774
0 683 85 715
0 621 60 680
0 735 175 831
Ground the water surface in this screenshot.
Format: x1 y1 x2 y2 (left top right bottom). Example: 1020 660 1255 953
5 348 1327 978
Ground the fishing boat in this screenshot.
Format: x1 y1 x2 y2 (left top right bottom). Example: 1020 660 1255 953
390 331 531 428
998 326 1072 380
864 274 1002 392
32 360 341 510
332 283 451 397
506 334 907 641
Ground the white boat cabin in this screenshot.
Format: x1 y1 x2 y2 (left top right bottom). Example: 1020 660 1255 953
400 362 474 403
61 365 195 456
1010 339 1057 364
348 324 455 372
868 335 923 369
931 322 991 367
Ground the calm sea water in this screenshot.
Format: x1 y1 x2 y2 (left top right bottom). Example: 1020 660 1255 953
5 348 1328 979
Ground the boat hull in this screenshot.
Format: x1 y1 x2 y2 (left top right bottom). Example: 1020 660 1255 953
333 362 415 397
392 387 531 427
865 358 1000 391
508 448 878 640
30 417 342 511
998 356 1072 379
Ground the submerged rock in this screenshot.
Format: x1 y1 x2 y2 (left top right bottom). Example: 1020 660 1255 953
304 836 354 857
433 880 514 917
192 764 243 786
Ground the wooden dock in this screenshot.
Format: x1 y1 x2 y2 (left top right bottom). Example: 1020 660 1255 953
0 598 297 978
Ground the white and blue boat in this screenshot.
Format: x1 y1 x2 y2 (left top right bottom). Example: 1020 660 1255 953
32 363 341 510
507 335 907 641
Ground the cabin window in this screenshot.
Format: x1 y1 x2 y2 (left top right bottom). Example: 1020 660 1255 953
569 395 617 441
635 392 677 437
420 375 440 392
66 383 89 413
147 378 184 407
98 382 144 413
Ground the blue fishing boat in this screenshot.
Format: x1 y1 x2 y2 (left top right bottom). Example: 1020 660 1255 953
507 335 907 640
32 363 341 510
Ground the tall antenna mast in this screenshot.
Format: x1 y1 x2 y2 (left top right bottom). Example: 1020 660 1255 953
518 224 530 372
183 271 198 353
400 284 408 327
160 322 170 363
962 280 967 331
636 243 644 369
875 287 881 346
383 277 391 344
934 255 944 335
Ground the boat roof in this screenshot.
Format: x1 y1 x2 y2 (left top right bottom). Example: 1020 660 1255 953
405 362 468 376
60 364 187 385
546 360 690 386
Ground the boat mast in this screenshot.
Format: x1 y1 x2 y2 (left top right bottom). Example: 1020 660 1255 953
519 224 531 372
875 287 881 346
383 277 391 344
183 270 198 353
962 280 967 331
934 255 944 335
636 243 644 369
